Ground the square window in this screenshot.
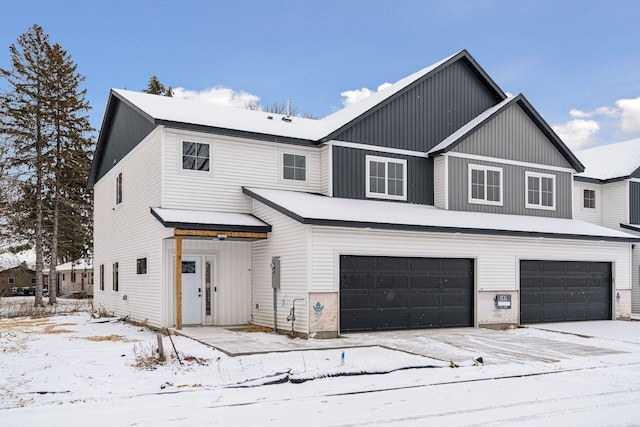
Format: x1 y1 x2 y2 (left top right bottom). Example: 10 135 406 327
468 165 503 206
583 189 596 209
30 277 36 285
365 156 407 200
182 141 210 171
525 172 556 210
8 277 15 285
283 153 306 181
136 257 147 275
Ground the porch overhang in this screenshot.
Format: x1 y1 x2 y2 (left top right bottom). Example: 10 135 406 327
151 207 270 330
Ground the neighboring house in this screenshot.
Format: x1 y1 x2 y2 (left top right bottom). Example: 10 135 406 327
572 138 640 318
44 260 94 297
90 50 639 337
0 262 36 296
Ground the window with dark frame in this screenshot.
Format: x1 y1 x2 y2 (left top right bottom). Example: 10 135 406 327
583 189 596 209
71 272 76 283
182 141 210 171
283 153 306 181
100 265 104 291
30 277 36 285
8 277 15 285
112 262 119 292
116 172 123 205
136 257 147 275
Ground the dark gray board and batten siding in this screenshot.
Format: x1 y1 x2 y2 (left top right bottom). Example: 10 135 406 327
332 147 433 204
630 181 640 225
447 157 573 218
331 59 503 202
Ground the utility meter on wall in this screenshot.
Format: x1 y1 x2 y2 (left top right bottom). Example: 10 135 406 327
271 256 280 289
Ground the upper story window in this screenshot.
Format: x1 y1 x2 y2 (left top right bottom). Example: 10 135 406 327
115 172 123 205
136 257 147 275
283 153 306 181
525 171 555 210
468 164 503 206
583 189 596 209
365 155 407 201
8 277 15 285
182 141 210 171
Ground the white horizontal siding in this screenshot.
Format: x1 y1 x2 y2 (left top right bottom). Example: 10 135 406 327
250 199 310 334
93 128 172 327
433 155 445 209
572 181 602 224
164 130 322 212
310 227 632 293
602 180 629 229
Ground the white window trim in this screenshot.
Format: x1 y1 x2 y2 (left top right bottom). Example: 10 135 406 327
582 187 597 210
468 164 503 206
365 155 408 201
525 171 556 211
136 255 149 278
115 171 123 207
280 151 309 184
178 139 213 175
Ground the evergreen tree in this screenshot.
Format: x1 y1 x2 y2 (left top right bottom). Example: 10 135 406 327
142 75 173 96
0 24 94 305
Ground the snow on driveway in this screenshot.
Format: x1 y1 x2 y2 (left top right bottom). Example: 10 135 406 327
1 307 640 426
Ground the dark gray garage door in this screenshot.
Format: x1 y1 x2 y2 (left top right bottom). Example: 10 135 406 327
520 260 612 324
340 256 474 332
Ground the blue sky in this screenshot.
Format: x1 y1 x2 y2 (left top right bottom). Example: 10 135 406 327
2 0 640 150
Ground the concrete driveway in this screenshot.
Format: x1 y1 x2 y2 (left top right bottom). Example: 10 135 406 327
176 321 636 365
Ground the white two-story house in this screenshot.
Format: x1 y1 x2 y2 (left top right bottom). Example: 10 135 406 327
90 50 639 337
572 138 640 317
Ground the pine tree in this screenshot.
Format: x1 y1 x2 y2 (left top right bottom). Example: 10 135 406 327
142 75 173 96
0 25 94 305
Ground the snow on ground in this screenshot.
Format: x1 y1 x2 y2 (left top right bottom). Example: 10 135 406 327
1 298 640 426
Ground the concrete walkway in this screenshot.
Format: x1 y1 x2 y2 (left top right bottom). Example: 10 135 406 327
173 323 627 365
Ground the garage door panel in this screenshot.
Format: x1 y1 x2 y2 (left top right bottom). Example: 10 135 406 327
340 256 473 332
520 260 611 324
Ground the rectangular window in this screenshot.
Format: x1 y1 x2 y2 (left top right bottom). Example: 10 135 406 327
468 164 503 206
583 189 596 209
62 273 66 281
100 265 105 291
116 172 123 205
525 172 556 210
112 262 119 292
182 141 210 171
30 277 36 285
365 155 407 200
136 257 147 275
8 277 15 285
283 153 306 181
71 272 76 283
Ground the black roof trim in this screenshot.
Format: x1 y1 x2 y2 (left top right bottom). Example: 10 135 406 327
620 223 640 233
150 207 272 233
243 189 639 243
574 175 631 184
320 50 507 143
428 94 584 172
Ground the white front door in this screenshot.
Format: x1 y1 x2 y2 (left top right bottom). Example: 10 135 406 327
181 257 202 325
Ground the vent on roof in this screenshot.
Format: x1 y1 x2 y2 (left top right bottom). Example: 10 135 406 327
267 115 273 120
282 116 292 123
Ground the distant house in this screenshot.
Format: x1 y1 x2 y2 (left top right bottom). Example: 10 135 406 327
44 260 94 298
0 262 36 297
573 138 640 317
90 50 639 337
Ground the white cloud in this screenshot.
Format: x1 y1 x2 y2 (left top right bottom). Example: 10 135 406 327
172 86 260 108
615 97 640 133
340 83 393 107
552 119 600 151
569 108 591 118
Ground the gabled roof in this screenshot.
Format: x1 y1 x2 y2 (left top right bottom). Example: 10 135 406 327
427 94 585 172
575 138 640 182
151 207 271 233
243 187 639 242
90 50 507 187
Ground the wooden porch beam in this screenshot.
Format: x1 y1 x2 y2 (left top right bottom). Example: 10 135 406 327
174 229 268 239
175 235 183 330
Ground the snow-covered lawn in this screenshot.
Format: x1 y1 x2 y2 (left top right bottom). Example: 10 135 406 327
1 301 640 426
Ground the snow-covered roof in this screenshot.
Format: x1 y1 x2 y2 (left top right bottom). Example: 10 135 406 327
111 51 486 144
244 187 639 242
151 207 271 232
55 260 93 272
428 96 515 155
575 138 640 181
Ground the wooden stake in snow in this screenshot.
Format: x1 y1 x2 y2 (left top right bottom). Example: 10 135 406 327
156 333 165 362
165 328 182 365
